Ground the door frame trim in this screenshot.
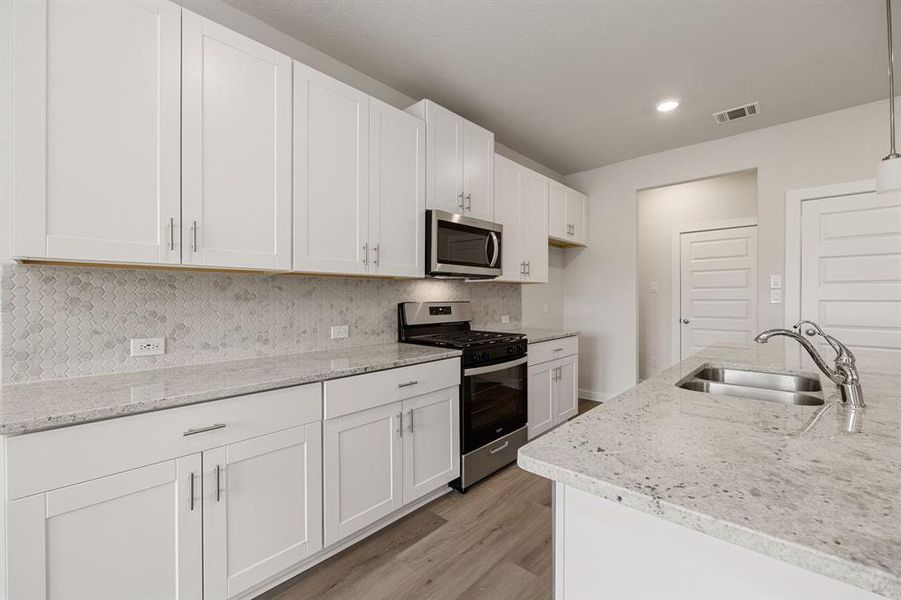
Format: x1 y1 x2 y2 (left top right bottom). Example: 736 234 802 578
784 179 875 328
669 217 759 364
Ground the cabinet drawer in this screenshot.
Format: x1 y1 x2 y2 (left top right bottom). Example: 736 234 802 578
529 336 578 365
324 358 460 420
6 383 322 500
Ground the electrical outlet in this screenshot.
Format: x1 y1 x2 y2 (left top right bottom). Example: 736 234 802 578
501 315 511 324
649 281 658 294
330 325 349 339
130 337 165 357
770 290 782 304
650 356 658 369
770 274 782 289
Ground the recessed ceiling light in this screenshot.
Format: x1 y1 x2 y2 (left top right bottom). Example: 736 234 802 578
656 99 680 112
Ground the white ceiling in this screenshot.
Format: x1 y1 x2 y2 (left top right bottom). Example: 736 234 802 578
225 0 895 175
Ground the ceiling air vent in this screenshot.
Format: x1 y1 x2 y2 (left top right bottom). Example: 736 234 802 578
713 101 760 124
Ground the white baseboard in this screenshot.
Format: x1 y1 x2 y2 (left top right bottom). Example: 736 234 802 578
579 389 614 402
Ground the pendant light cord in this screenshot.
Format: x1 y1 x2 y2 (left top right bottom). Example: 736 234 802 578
887 0 900 159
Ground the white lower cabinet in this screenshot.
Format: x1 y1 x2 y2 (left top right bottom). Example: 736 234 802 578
323 360 460 546
528 337 579 439
203 423 323 599
7 457 203 600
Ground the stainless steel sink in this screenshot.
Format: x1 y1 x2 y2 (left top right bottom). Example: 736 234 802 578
676 364 825 406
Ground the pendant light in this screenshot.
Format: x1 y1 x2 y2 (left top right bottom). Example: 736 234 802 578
878 0 901 192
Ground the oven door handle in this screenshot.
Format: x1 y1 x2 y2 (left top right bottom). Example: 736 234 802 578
464 356 528 377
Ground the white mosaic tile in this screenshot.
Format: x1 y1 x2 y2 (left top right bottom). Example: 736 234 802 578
0 263 521 383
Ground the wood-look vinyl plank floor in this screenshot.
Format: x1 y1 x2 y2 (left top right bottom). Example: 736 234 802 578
261 400 600 600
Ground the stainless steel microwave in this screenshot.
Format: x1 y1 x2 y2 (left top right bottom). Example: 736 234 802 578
426 210 503 279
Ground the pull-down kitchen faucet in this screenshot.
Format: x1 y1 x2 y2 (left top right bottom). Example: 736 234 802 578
754 320 864 408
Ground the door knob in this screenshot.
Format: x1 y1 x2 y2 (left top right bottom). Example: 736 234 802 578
680 318 690 324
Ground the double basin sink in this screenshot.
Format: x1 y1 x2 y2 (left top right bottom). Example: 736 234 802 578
676 365 825 406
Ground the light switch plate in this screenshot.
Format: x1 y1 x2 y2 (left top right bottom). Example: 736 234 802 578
770 290 782 304
330 325 349 339
770 274 782 289
650 281 658 294
501 315 511 324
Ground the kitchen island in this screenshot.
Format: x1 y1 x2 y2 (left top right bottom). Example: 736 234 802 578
518 340 900 599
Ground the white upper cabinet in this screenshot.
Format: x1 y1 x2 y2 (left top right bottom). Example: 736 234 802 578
369 99 426 278
294 64 371 275
12 0 181 264
182 12 292 271
407 100 495 221
548 180 589 246
493 154 549 283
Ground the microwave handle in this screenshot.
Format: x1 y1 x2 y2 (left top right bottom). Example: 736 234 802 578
486 231 500 267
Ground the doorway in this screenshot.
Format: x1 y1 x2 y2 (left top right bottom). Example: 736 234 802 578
637 170 758 380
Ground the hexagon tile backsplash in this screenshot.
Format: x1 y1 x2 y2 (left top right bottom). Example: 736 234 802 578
0 263 521 384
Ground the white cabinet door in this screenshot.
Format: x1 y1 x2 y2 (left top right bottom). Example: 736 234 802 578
522 169 549 283
554 356 579 422
528 361 556 439
203 424 322 600
182 12 292 271
12 0 181 264
423 101 465 214
294 65 370 275
463 121 495 221
402 387 460 504
566 189 588 245
548 181 568 241
323 402 403 546
7 457 202 600
494 155 524 282
369 99 426 278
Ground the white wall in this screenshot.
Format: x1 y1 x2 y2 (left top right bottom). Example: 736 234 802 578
637 170 758 380
522 246 567 329
564 98 892 400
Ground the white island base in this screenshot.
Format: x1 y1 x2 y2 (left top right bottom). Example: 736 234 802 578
553 483 883 600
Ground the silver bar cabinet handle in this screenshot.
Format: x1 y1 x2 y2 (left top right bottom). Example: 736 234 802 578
189 472 195 511
407 409 414 433
397 412 403 437
465 193 472 210
458 191 465 209
191 220 198 252
183 423 227 437
398 380 419 388
373 244 379 266
216 465 221 502
168 217 175 251
362 243 368 265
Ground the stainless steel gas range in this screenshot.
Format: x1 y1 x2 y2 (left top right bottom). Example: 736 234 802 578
398 301 527 492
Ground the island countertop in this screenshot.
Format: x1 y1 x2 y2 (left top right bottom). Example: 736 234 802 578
0 343 461 436
518 341 901 599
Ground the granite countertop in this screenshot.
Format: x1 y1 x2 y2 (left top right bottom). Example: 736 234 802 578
518 340 901 599
0 343 461 436
475 325 579 344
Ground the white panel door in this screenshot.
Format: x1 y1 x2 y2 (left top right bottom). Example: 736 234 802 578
7 456 202 600
203 424 322 599
801 192 901 352
494 155 524 282
554 355 579 422
323 402 403 546
528 361 556 439
402 387 460 504
294 65 370 274
566 189 588 245
369 99 426 278
424 102 465 214
463 121 496 221
12 0 181 264
680 226 758 359
548 181 568 240
182 12 292 271
522 169 549 283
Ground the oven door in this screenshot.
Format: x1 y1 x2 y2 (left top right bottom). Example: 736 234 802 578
462 356 528 454
427 210 502 278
